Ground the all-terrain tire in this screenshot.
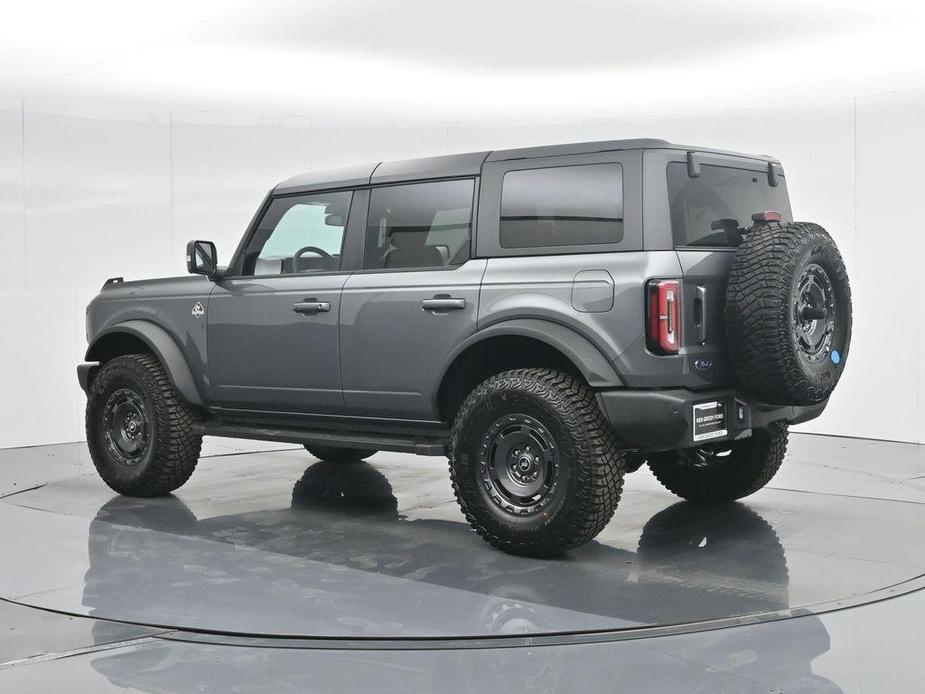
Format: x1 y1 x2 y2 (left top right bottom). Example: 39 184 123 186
86 354 202 497
725 221 851 405
304 445 378 463
449 368 625 557
647 424 788 503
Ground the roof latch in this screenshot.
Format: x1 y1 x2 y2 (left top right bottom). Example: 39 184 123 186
687 152 701 178
767 162 780 187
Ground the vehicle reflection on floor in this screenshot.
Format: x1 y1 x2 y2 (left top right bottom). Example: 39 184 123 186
78 459 841 693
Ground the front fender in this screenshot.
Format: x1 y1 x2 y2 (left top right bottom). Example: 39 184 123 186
84 320 204 406
439 318 624 390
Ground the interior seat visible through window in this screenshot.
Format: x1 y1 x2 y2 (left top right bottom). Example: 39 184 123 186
364 179 474 271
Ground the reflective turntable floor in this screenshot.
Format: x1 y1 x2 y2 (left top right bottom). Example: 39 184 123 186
2 433 925 692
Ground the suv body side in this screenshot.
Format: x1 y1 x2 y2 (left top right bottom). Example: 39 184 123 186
83 140 808 447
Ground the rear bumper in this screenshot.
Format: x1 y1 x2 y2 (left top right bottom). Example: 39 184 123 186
596 387 827 452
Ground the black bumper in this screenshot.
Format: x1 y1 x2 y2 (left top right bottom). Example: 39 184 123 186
596 388 827 452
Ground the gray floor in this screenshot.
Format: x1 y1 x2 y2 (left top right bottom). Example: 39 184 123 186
1 433 924 692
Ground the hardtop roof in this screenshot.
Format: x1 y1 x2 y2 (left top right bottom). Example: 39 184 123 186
273 138 779 195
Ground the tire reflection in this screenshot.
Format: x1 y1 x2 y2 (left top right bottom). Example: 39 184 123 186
83 459 841 692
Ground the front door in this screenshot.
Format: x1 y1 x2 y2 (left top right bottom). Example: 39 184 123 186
208 189 356 413
340 178 483 420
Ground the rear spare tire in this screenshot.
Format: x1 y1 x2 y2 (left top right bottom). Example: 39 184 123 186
725 221 851 405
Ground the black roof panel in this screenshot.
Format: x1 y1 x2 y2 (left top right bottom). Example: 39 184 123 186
273 139 779 194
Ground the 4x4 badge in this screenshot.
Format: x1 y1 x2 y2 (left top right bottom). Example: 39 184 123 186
191 301 205 318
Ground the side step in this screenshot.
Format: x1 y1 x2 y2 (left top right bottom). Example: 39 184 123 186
196 422 448 456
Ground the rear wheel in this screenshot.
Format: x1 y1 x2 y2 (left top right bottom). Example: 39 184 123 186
304 445 378 463
449 368 625 557
86 354 201 497
647 424 788 503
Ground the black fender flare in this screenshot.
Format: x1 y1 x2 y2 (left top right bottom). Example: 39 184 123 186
84 320 204 406
438 318 624 394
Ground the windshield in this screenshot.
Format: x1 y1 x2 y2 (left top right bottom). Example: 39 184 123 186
667 163 792 247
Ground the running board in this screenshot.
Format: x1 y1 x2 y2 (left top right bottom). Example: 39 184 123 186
196 422 448 456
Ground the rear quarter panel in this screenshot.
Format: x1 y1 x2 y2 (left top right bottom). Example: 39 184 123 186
478 252 692 387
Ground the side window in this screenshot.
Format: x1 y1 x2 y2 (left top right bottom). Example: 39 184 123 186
499 163 623 249
241 191 352 276
364 179 474 270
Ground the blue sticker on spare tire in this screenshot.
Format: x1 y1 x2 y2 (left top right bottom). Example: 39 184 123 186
831 350 841 365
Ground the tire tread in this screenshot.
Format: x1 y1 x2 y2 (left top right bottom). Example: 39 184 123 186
86 354 201 497
449 368 624 557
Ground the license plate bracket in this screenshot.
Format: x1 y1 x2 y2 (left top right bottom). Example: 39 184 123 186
692 400 728 443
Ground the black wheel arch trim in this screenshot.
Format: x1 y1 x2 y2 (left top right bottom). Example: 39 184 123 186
435 318 624 409
82 321 205 407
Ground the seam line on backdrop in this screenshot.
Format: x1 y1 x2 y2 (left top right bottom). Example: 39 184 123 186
169 107 174 267
20 96 25 286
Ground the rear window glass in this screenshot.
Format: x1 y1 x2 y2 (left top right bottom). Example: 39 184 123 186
500 163 624 249
667 163 791 247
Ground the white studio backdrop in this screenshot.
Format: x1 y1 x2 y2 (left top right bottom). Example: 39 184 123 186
0 90 920 448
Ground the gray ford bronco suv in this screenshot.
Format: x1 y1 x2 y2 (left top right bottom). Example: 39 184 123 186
78 139 852 557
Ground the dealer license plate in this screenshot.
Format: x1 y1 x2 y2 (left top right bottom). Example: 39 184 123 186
692 401 728 443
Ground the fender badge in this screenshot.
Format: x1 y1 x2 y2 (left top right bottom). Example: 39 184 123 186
694 358 713 370
191 301 205 318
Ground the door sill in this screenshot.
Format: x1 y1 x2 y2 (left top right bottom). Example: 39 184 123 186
196 421 448 456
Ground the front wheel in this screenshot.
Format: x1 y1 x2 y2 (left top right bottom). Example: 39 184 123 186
86 354 202 497
647 424 789 503
449 368 625 558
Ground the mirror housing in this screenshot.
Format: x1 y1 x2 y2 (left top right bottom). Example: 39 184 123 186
186 240 218 278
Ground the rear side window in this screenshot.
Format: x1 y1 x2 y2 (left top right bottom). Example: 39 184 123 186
667 163 791 247
364 179 474 270
499 163 624 249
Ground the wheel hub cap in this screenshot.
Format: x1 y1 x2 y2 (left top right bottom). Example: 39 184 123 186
479 414 559 515
793 263 836 363
103 388 150 466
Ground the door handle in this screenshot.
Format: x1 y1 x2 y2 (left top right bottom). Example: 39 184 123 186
421 298 466 311
694 286 707 344
292 300 331 315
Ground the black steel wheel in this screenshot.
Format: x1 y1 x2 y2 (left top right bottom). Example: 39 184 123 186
87 354 201 497
792 263 836 364
102 388 151 467
479 414 560 516
449 368 625 557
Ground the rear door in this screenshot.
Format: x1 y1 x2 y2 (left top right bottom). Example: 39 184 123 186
339 178 484 420
658 151 793 388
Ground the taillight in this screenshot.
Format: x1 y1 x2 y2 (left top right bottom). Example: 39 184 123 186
646 279 681 354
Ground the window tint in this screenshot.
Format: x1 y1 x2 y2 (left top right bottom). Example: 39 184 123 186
364 179 474 270
499 164 623 249
667 163 791 247
241 191 352 276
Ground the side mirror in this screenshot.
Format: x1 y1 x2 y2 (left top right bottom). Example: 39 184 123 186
187 240 217 278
